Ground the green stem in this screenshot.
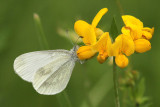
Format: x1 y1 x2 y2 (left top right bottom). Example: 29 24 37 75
33 13 72 107
57 91 72 107
33 13 49 50
113 57 120 107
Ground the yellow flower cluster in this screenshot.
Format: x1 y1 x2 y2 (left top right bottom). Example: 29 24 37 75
74 8 154 68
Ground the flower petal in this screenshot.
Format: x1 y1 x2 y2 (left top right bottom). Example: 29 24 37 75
129 26 142 40
108 34 134 56
134 39 151 53
93 32 111 52
122 15 143 40
97 50 108 64
93 32 111 63
92 8 108 28
95 28 104 39
115 54 129 68
108 36 122 56
121 27 131 36
142 31 152 40
77 45 97 60
74 20 97 45
122 15 143 28
121 34 135 56
142 27 154 35
142 27 154 40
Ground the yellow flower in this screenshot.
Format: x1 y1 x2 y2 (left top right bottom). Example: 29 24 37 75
121 15 154 53
108 34 135 68
77 32 112 64
74 8 108 45
75 8 111 63
75 11 154 68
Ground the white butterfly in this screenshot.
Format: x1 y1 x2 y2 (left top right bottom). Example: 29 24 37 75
13 45 83 95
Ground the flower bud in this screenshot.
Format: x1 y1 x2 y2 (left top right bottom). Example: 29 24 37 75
77 46 97 60
134 39 151 53
115 54 129 68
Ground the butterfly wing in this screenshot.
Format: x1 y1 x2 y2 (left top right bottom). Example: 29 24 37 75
32 58 76 95
13 50 71 82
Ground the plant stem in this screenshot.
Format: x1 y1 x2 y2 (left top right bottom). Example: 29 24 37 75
33 13 49 50
113 57 120 107
57 91 72 107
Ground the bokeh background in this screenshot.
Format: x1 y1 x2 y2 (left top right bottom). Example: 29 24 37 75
0 0 159 106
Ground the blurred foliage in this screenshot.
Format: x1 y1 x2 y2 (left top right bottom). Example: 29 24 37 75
119 69 151 107
0 0 160 107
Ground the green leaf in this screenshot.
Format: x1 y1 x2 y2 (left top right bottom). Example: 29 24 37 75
80 71 113 107
109 17 119 41
137 78 145 98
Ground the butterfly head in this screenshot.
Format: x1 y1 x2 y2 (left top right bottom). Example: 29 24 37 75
70 45 85 64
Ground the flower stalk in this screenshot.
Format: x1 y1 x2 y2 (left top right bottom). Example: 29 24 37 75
113 57 120 107
33 13 49 50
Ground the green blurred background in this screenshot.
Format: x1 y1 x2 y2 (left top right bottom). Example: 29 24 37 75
0 0 159 106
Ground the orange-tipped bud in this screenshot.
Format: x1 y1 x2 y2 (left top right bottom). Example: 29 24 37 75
76 46 97 60
134 39 151 53
115 54 129 68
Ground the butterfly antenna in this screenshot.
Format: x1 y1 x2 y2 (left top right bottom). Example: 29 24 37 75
74 36 80 45
66 29 81 51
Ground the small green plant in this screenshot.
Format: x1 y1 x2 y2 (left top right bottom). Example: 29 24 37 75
119 69 152 107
